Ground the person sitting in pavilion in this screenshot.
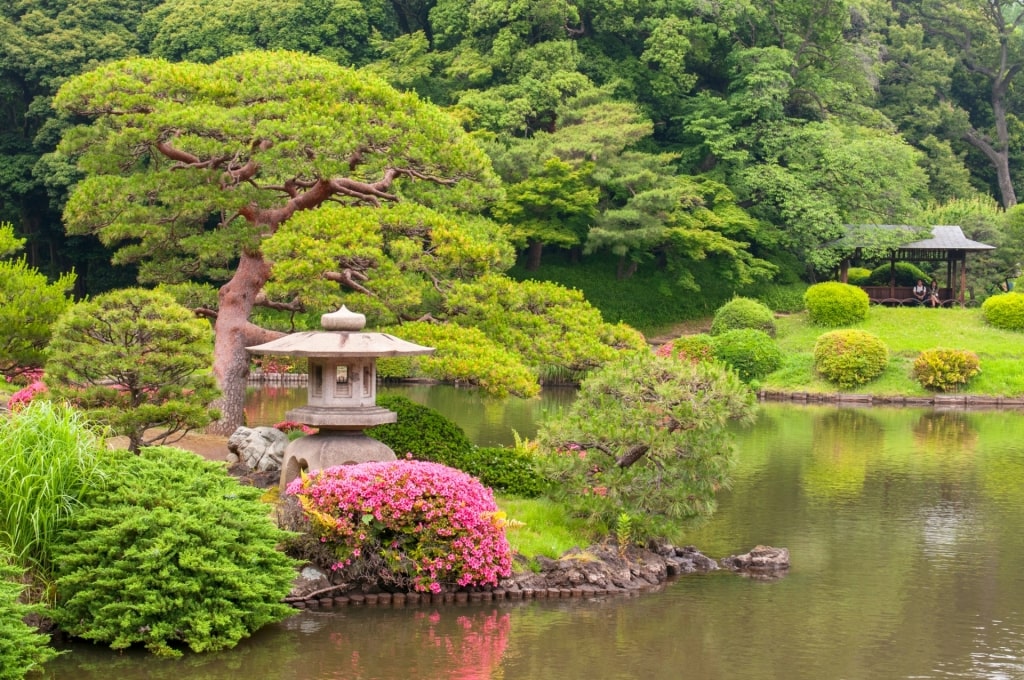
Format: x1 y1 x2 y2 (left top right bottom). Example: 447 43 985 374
928 280 941 307
913 279 927 305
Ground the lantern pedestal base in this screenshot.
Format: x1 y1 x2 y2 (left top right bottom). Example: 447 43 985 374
280 430 396 489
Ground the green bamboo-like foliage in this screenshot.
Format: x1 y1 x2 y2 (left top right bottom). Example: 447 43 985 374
0 401 105 585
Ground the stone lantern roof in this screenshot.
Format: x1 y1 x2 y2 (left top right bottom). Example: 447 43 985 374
246 306 434 358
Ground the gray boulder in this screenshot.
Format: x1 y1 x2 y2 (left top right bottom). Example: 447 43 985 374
227 426 288 471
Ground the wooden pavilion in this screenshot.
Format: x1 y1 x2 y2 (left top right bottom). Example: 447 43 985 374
834 225 995 307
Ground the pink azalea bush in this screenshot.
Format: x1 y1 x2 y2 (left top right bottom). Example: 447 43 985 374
287 460 513 593
6 378 47 411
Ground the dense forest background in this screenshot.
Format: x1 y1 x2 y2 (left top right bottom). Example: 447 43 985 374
5 0 1024 328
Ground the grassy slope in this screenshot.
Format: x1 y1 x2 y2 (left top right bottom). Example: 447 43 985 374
760 307 1024 396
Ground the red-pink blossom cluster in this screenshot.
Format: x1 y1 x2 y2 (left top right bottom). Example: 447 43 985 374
288 460 513 593
7 380 47 411
273 420 317 436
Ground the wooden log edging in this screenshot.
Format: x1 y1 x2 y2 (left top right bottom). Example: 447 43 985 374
758 390 1024 409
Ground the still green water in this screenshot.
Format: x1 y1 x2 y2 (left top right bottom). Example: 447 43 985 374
42 398 1024 680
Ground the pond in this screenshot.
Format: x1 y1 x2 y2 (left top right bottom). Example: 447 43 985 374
41 399 1024 679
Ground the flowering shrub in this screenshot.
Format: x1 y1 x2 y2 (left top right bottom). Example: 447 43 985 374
912 348 981 392
656 334 716 364
6 379 46 411
288 461 512 593
274 420 317 438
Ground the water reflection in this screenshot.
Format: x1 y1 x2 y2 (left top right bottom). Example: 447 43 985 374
43 402 1024 679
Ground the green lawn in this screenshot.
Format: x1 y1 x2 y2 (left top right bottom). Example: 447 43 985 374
759 306 1024 396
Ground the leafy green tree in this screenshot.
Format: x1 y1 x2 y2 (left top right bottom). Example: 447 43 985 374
46 289 220 452
890 0 1024 208
0 222 75 379
53 51 497 433
138 0 397 65
537 351 756 541
492 157 598 270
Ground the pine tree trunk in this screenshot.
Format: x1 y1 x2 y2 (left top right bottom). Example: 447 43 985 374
207 252 272 435
525 240 543 271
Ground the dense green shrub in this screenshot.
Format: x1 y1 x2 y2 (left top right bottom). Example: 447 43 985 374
710 297 777 337
804 282 870 327
51 447 297 658
845 267 872 285
981 292 1024 331
46 289 220 452
866 262 932 287
0 548 58 680
460 447 548 497
656 334 716 364
912 348 981 392
711 329 784 382
0 401 104 581
368 395 474 468
752 282 808 313
813 330 889 388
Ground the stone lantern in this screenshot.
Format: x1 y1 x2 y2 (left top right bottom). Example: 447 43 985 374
246 306 434 488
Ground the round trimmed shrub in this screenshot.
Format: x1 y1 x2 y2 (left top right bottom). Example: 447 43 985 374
866 262 931 286
813 330 889 388
51 447 298 658
846 267 872 285
804 282 870 327
287 460 513 593
368 395 474 468
912 348 981 392
460 446 548 497
981 292 1024 331
0 549 57 679
711 329 783 382
710 297 777 337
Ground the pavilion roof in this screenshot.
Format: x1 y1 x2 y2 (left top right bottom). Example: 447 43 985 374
833 224 995 251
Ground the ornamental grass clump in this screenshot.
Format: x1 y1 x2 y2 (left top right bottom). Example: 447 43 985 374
0 400 104 584
912 348 981 392
288 461 513 593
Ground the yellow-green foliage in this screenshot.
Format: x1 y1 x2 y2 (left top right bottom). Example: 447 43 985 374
981 292 1024 331
912 348 981 392
804 282 870 327
846 267 872 285
813 329 889 388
